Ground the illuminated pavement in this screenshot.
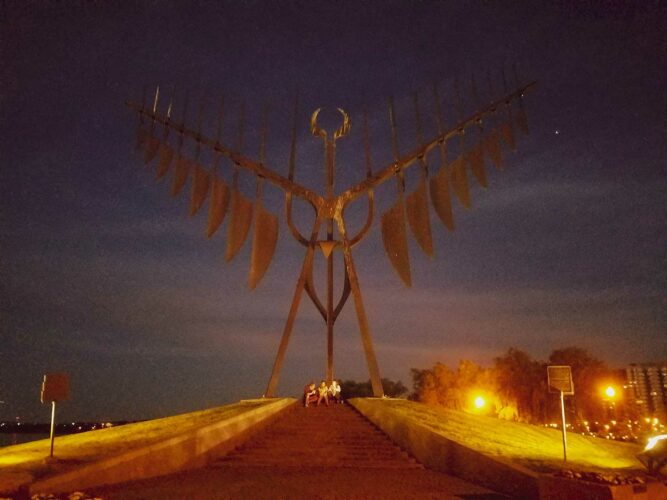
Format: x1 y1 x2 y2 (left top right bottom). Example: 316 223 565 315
92 404 503 499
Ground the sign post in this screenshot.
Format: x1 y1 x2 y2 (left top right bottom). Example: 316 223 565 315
41 373 70 459
547 365 574 462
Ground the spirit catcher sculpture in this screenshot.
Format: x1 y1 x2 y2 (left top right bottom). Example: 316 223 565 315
127 72 536 398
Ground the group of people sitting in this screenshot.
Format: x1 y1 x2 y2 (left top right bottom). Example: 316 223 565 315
303 379 342 407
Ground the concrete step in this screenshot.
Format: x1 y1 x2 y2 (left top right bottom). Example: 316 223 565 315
214 404 424 470
213 460 423 469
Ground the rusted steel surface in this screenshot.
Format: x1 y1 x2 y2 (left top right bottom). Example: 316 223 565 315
170 156 190 197
156 143 173 180
143 136 160 165
127 81 536 211
467 141 487 189
501 120 516 151
430 166 455 232
337 216 384 398
129 80 536 400
381 199 412 287
248 203 279 290
406 179 434 257
207 175 230 238
265 216 323 398
449 155 471 209
190 164 210 216
484 129 504 170
225 188 253 262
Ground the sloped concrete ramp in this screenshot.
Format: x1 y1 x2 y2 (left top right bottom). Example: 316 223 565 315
93 404 500 499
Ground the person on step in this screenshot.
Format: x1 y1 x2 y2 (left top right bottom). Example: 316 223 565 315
328 379 342 404
317 380 329 406
304 382 317 407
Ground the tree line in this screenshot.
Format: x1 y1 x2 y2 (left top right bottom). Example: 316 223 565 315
343 346 625 425
411 346 622 424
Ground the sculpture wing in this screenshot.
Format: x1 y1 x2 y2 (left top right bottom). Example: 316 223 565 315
339 81 536 286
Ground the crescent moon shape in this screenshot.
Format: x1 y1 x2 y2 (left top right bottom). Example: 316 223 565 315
310 108 326 138
334 108 351 139
310 108 351 141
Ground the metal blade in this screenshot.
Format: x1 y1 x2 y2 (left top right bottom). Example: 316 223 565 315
429 166 454 232
381 199 411 287
206 175 230 238
449 155 471 208
225 188 253 262
248 204 279 290
170 155 190 197
156 143 174 181
516 108 529 135
143 136 160 165
189 164 210 216
405 179 434 257
485 129 504 170
501 120 516 151
136 127 148 151
467 141 487 188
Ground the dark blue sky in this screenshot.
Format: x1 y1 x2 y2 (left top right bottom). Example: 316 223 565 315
1 1 665 422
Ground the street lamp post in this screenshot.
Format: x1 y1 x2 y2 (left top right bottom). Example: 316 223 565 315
604 385 617 422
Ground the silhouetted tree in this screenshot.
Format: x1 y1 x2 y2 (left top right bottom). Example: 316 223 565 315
494 348 547 423
411 346 619 424
548 346 609 423
340 378 408 398
411 360 497 413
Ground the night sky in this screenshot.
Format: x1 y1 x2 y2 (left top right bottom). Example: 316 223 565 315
2 1 665 422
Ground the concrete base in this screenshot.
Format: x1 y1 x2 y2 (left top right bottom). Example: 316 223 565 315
350 398 539 498
538 474 667 500
27 398 296 496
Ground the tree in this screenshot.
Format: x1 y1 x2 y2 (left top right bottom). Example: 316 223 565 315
340 378 408 399
548 346 609 423
411 360 497 413
493 348 546 423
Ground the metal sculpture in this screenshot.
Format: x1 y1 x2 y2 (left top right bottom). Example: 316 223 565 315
127 72 536 398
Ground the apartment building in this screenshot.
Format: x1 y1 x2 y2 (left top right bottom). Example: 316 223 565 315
625 364 667 420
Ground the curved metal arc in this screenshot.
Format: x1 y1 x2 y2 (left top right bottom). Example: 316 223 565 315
332 263 351 321
310 108 351 141
302 239 352 324
304 261 327 322
285 193 315 247
344 192 375 247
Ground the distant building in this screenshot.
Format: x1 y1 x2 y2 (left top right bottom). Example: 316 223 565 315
625 364 667 420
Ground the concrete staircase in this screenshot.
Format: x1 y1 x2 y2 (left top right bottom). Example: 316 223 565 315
214 403 423 469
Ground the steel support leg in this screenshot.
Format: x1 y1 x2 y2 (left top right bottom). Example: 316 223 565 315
341 244 384 397
264 245 317 398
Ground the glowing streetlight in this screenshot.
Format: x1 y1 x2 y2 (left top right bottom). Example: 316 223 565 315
474 396 486 409
604 386 616 399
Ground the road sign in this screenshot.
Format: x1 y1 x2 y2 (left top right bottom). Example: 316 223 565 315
547 365 574 395
41 373 70 459
41 373 70 403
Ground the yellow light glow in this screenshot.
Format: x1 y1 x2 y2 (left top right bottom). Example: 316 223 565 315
604 386 616 398
474 396 486 409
